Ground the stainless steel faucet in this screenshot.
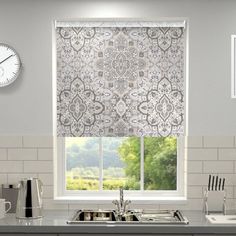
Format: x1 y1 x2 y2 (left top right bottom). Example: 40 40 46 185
112 187 131 218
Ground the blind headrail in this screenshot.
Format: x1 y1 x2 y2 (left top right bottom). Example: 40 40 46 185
55 20 186 28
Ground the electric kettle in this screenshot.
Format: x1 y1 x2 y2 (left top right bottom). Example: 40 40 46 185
16 178 43 219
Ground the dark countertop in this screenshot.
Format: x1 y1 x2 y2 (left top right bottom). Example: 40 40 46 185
0 210 236 234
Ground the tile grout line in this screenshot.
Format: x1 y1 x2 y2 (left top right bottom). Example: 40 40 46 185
202 160 205 174
234 160 235 174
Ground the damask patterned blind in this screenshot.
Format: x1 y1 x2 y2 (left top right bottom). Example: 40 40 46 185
56 22 185 137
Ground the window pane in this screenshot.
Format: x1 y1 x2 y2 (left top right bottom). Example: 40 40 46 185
144 137 177 190
103 137 140 190
66 137 100 190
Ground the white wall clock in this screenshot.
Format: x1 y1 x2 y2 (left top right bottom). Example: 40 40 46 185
0 43 21 87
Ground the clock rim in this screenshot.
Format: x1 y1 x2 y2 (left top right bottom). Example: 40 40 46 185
0 43 22 87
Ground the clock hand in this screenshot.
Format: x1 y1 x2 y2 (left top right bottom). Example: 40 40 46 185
0 54 13 65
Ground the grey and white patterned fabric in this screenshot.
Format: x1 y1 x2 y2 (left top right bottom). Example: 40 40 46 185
56 26 185 137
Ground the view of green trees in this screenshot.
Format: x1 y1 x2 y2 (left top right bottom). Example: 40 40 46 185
66 137 177 191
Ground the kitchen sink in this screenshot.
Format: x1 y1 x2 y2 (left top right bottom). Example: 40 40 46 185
67 210 117 223
136 210 189 224
67 209 188 224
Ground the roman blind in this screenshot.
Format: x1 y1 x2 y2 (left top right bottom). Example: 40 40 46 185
56 21 185 137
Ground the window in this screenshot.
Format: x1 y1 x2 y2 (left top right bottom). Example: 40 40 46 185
55 136 185 202
65 137 177 191
53 20 188 202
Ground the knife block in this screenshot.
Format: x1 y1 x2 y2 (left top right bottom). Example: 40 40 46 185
203 189 227 215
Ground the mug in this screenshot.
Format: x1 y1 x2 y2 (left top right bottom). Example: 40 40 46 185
0 199 11 219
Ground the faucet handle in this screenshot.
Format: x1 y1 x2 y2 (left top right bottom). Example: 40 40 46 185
123 200 131 213
112 200 120 212
112 200 119 205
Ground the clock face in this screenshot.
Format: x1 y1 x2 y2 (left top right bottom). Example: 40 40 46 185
0 43 21 87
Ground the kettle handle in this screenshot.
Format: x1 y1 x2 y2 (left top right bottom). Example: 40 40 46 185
39 179 43 196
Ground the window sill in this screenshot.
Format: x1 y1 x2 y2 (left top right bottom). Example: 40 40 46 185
54 196 187 204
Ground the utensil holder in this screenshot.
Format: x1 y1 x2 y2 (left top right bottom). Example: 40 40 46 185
203 189 227 215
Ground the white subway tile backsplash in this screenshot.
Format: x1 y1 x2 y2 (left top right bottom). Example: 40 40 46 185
0 135 235 211
225 199 236 210
43 199 68 210
23 136 53 148
0 149 7 160
38 148 53 160
224 186 234 198
233 187 236 198
0 161 23 173
69 204 99 211
187 186 203 199
218 174 236 186
43 185 54 199
188 161 203 173
203 161 234 173
186 136 203 148
0 136 22 148
8 149 37 160
7 173 37 184
204 136 234 148
187 148 217 161
24 161 53 173
0 174 7 185
188 173 209 186
38 173 53 186
184 199 204 210
219 149 236 160
159 203 186 210
159 199 203 211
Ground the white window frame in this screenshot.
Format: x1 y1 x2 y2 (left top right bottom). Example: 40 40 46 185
52 18 189 204
54 136 187 204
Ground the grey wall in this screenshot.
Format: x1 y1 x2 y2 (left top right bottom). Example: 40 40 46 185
0 0 235 135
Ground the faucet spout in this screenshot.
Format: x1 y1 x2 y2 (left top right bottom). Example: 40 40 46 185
112 187 131 218
120 187 124 208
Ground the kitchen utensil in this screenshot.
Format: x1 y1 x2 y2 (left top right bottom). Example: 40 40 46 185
218 178 221 191
212 175 215 191
215 176 218 191
207 175 226 191
204 175 227 215
203 190 226 215
16 178 43 219
222 178 225 190
0 198 11 219
208 175 211 191
2 184 19 213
